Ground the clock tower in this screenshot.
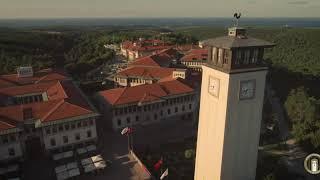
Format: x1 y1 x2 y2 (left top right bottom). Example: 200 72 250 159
194 26 275 180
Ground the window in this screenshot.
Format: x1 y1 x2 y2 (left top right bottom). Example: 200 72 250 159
160 110 163 116
75 133 80 141
83 120 88 127
223 50 229 64
175 107 178 113
189 104 192 110
235 50 242 65
50 138 56 146
58 125 63 132
135 116 139 122
87 131 92 138
65 124 70 130
77 122 81 128
9 135 16 142
63 136 68 144
182 105 185 111
89 119 94 126
252 49 259 63
126 117 131 124
244 50 250 64
52 126 57 133
8 148 15 156
154 114 158 120
2 136 8 144
218 49 224 64
46 128 51 135
144 106 147 112
71 123 76 129
167 109 171 115
117 119 122 126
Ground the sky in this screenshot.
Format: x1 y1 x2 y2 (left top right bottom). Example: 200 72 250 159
0 0 320 19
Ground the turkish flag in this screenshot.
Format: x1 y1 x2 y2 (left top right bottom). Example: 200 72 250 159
154 158 163 171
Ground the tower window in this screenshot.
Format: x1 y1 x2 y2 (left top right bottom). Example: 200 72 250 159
252 49 259 63
244 50 250 64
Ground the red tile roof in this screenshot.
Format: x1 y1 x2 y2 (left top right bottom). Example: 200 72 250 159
99 79 194 106
129 48 179 67
121 39 173 52
0 72 95 131
0 68 68 88
181 49 208 62
115 66 175 80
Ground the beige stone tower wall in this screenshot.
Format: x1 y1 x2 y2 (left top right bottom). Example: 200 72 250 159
194 65 267 180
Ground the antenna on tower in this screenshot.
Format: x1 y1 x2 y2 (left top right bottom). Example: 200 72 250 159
233 13 242 27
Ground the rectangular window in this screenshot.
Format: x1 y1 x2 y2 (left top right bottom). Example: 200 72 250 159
71 123 76 129
9 135 16 142
58 125 63 132
63 136 68 144
167 109 171 115
75 133 80 141
218 48 224 64
160 110 163 116
83 120 88 127
136 116 139 122
8 148 15 156
89 119 94 126
117 119 121 126
52 126 57 133
244 50 250 64
175 107 178 113
87 131 92 138
46 128 51 135
182 105 185 111
189 104 192 110
154 114 158 120
50 138 56 146
252 49 259 63
77 122 81 128
2 136 8 144
235 50 242 65
126 117 131 124
65 124 70 130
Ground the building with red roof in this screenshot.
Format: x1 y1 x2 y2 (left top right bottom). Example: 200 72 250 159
113 66 186 87
181 48 209 71
0 67 99 162
96 79 196 130
120 39 174 60
128 48 181 68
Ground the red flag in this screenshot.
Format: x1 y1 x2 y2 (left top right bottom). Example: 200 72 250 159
153 158 163 171
121 127 133 135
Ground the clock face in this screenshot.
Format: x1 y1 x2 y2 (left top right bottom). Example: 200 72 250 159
239 80 256 100
208 76 220 97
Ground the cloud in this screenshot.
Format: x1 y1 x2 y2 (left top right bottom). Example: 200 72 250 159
288 1 309 5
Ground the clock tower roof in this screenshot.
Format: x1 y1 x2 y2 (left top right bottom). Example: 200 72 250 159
202 27 275 49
